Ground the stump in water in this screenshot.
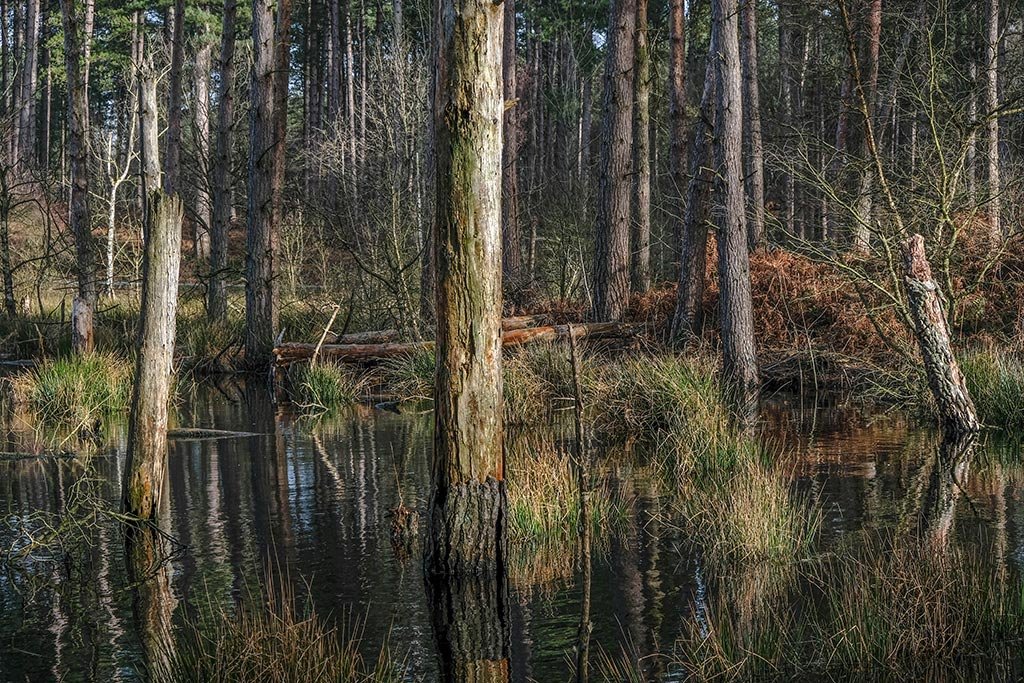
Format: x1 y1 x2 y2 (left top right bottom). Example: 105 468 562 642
122 191 183 520
902 234 979 435
71 296 93 354
424 0 506 580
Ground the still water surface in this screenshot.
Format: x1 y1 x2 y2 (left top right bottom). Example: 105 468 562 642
1 384 1022 681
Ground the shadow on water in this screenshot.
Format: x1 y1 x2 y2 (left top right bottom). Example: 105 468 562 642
0 383 1023 681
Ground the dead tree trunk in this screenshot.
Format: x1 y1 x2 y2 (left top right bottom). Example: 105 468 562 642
851 0 882 254
61 0 95 354
902 235 979 435
209 0 237 324
715 0 759 397
592 0 636 322
631 0 651 293
122 191 184 520
670 27 717 344
426 0 506 579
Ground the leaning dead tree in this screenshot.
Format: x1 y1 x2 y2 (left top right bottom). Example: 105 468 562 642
122 191 184 520
902 234 979 435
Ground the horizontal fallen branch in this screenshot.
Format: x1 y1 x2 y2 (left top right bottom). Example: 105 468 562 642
322 314 549 345
274 322 640 366
167 427 267 440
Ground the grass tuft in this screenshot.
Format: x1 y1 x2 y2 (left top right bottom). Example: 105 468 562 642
960 347 1024 430
10 353 131 428
290 362 365 414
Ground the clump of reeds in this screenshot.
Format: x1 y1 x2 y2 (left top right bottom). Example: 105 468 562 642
158 575 404 683
290 362 366 414
9 353 131 429
674 534 1024 680
381 348 435 401
959 347 1024 430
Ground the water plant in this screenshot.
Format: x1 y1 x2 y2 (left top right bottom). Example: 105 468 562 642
959 347 1024 430
9 353 131 429
290 362 365 414
158 575 405 683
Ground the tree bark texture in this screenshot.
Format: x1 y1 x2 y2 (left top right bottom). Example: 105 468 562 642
427 573 511 683
740 0 765 249
985 0 1000 243
501 0 523 292
426 0 507 579
164 0 185 195
631 0 651 293
670 27 717 344
667 0 686 266
193 37 213 261
17 0 39 170
209 0 237 324
592 0 635 322
851 0 882 253
714 0 759 395
902 234 979 435
245 0 281 365
122 191 184 520
61 0 95 353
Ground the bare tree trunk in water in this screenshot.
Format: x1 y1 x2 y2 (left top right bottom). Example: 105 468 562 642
125 522 176 677
164 0 185 195
502 0 523 295
667 0 685 268
631 0 650 293
194 35 213 261
425 0 507 584
670 28 716 344
740 0 765 249
851 0 881 254
592 0 635 321
902 234 979 436
714 0 759 401
122 191 184 520
209 0 237 324
61 0 95 353
245 0 282 365
985 0 1000 243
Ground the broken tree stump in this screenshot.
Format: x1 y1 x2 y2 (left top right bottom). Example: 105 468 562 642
902 234 980 435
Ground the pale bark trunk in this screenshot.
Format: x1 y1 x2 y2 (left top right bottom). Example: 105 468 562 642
245 0 282 364
164 0 185 195
426 0 506 580
139 59 161 210
209 0 237 324
715 0 759 397
122 190 184 520
631 0 651 293
592 0 636 322
902 234 979 435
61 0 95 354
966 61 977 204
740 0 765 250
985 0 1000 243
194 39 213 261
671 28 716 344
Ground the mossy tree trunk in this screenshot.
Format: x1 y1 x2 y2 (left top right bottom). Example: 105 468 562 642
425 0 506 581
122 191 183 521
592 0 635 322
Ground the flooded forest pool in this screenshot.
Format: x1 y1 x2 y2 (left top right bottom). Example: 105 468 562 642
2 381 1023 681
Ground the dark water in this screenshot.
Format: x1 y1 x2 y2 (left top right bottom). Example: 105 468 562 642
1 384 1022 681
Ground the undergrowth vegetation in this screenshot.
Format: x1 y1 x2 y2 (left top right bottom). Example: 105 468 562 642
158 575 404 683
9 353 131 429
960 347 1024 430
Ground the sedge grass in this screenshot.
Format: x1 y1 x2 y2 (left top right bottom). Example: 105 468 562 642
9 353 131 428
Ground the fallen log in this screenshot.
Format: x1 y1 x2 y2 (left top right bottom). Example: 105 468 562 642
274 322 639 366
321 315 548 345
